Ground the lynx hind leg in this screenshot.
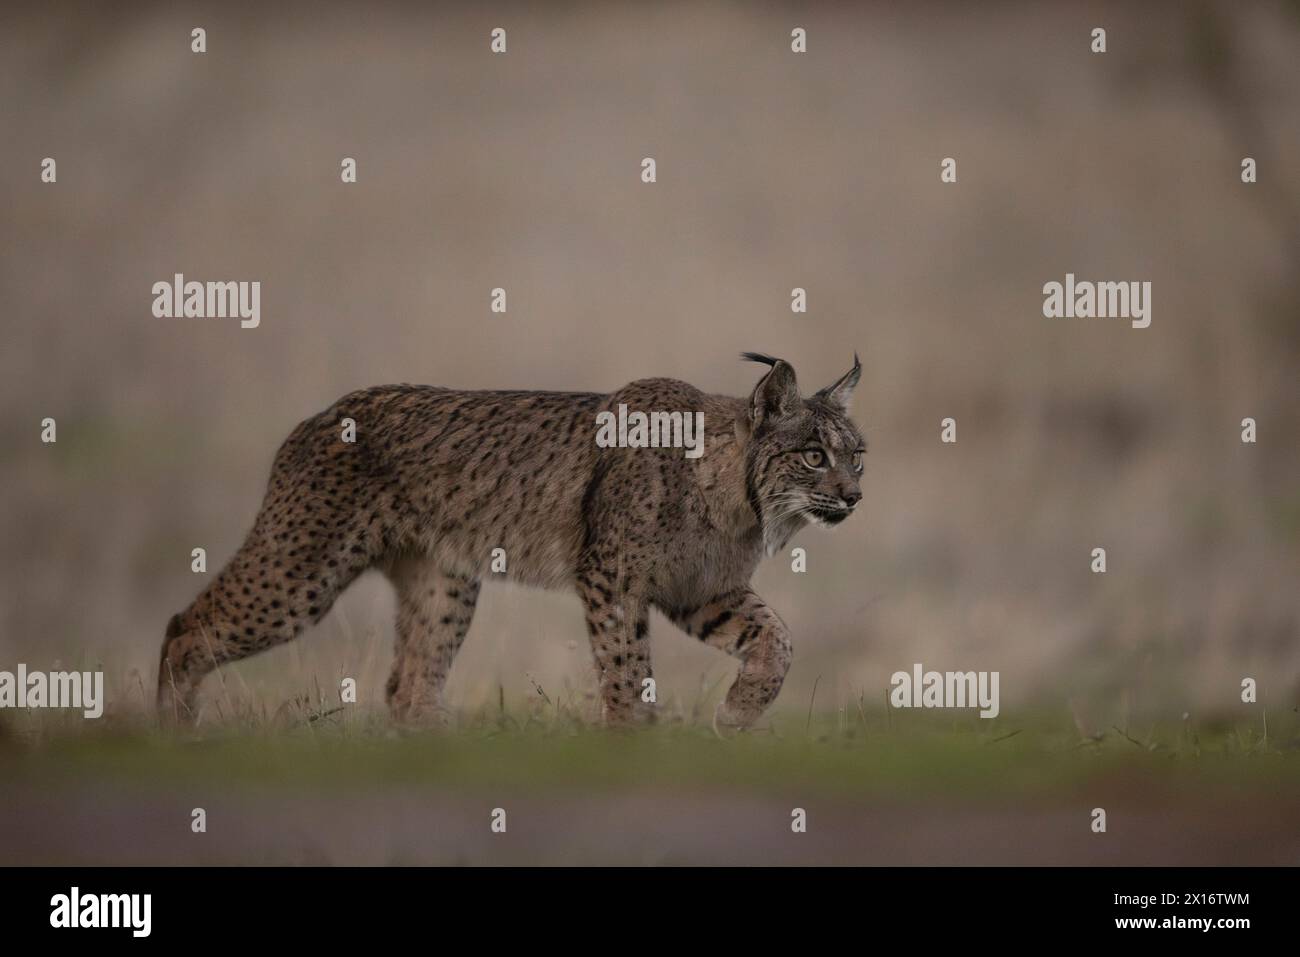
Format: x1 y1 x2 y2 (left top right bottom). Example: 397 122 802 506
384 558 480 726
669 589 792 729
158 400 400 724
158 533 370 724
157 613 218 723
158 511 380 723
576 566 653 725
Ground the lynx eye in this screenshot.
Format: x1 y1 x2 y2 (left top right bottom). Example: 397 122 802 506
851 450 864 472
800 449 827 469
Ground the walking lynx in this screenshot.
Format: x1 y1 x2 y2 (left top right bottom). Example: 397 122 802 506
158 353 865 727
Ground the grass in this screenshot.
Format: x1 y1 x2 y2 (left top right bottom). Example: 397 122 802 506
4 699 1297 804
5 697 1297 865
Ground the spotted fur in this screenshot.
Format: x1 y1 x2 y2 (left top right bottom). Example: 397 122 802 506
158 353 865 727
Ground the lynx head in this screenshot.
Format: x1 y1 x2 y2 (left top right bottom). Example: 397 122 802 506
740 352 865 555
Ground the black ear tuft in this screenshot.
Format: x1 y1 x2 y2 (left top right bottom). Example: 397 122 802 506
744 353 800 427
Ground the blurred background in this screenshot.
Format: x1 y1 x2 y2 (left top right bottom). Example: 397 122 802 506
2 0 1298 731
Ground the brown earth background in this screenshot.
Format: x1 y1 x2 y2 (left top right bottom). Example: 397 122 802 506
0 1 1298 865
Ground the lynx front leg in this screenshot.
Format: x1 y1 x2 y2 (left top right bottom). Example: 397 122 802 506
384 558 480 725
670 589 792 728
576 566 653 725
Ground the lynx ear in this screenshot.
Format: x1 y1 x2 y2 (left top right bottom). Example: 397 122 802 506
815 353 861 411
742 352 800 428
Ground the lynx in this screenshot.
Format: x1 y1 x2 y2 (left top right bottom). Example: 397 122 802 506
158 353 865 727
